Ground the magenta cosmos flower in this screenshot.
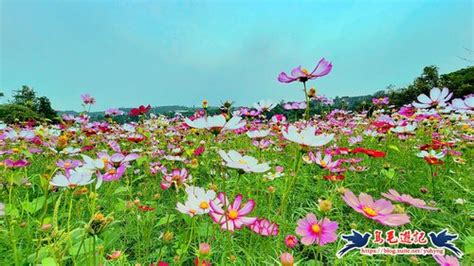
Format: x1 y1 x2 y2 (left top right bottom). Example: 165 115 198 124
278 58 332 83
4 159 30 168
209 193 257 231
433 255 459 266
382 189 438 211
295 213 338 246
342 190 410 226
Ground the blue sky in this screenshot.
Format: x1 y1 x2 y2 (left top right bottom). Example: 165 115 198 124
1 0 472 111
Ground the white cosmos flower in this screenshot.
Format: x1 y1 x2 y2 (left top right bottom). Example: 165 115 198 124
176 186 217 217
412 87 452 109
451 96 474 111
246 129 270 139
391 124 417 134
253 99 277 112
81 155 105 171
50 168 95 188
416 150 445 159
60 147 81 155
218 150 270 173
282 125 334 147
184 115 245 131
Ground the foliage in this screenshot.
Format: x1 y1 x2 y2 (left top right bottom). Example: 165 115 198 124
7 86 58 122
0 103 38 123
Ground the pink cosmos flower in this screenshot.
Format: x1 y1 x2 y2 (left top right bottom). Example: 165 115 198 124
4 159 30 168
283 101 307 110
99 164 127 181
372 96 389 105
160 168 191 190
105 108 125 116
433 254 459 266
295 213 338 246
308 151 341 170
381 189 438 210
278 58 333 83
284 234 299 248
56 159 82 173
81 94 96 105
342 189 410 226
209 193 257 231
250 218 279 236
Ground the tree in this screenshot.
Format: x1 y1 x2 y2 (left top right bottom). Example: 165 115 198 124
12 85 37 108
37 96 57 120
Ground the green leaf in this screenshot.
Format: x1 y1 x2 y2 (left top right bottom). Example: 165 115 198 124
41 257 58 266
388 145 400 152
21 196 53 214
465 236 474 255
113 186 129 195
157 214 175 226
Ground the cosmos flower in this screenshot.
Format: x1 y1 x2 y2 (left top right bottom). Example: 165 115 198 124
56 159 82 171
4 159 30 168
105 108 125 116
176 186 217 217
391 124 417 135
253 99 277 112
308 151 341 170
184 115 245 132
283 101 307 110
209 193 257 231
295 213 338 246
129 105 151 116
372 97 389 105
284 235 299 248
381 189 438 210
218 150 270 173
417 150 445 165
160 168 191 190
342 190 410 226
351 147 386 158
81 94 96 105
250 218 279 236
412 87 452 109
278 58 332 83
451 95 473 111
246 129 270 139
433 255 459 266
50 167 95 188
282 125 334 147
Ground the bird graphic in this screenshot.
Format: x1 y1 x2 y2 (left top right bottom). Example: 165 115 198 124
428 230 463 258
336 230 372 258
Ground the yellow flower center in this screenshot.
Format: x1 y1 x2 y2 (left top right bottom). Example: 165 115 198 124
238 159 247 165
189 209 197 215
12 148 20 153
228 209 238 220
301 68 309 75
64 162 71 168
311 224 321 234
199 201 209 210
363 206 378 217
108 169 116 175
320 160 327 167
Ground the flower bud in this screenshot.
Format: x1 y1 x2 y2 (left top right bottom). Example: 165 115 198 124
284 235 298 248
280 252 294 266
199 243 211 256
318 199 332 213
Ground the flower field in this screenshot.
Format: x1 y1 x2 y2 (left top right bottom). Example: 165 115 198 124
0 60 473 266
